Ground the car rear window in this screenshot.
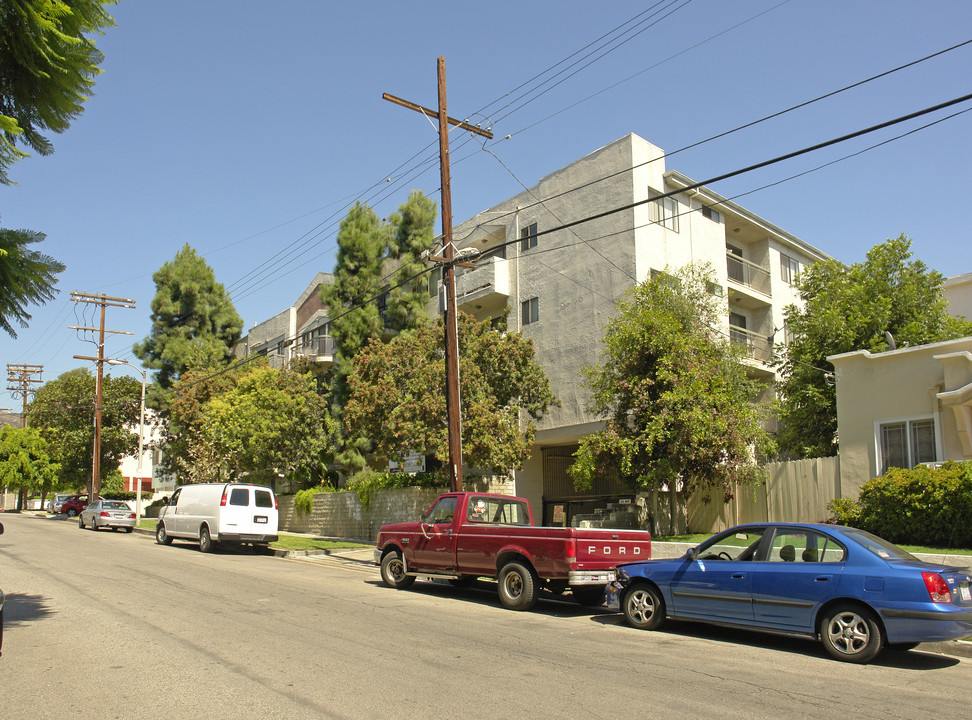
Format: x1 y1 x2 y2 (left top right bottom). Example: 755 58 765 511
841 528 918 561
229 488 249 506
254 490 274 508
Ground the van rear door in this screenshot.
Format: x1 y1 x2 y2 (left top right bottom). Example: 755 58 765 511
220 486 277 539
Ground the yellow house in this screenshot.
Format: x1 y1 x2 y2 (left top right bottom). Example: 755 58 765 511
829 337 972 498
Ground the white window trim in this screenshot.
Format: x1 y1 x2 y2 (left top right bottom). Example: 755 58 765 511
873 415 940 475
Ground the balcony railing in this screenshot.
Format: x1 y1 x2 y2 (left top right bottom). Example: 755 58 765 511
294 335 335 362
726 253 771 296
729 325 773 363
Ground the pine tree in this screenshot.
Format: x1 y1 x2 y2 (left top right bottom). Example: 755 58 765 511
386 190 437 333
134 245 243 396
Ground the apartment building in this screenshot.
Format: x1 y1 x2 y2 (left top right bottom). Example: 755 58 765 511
237 272 336 368
436 133 831 522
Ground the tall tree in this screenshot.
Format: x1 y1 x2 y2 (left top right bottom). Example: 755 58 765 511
569 265 774 531
27 367 140 493
0 0 117 184
344 312 557 476
777 236 972 459
318 202 388 469
385 190 437 333
0 223 65 337
203 365 334 483
0 425 60 510
134 244 243 399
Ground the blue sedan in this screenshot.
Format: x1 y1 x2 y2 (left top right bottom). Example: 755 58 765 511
605 523 972 663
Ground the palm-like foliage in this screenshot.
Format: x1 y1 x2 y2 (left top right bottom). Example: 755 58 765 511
0 224 65 337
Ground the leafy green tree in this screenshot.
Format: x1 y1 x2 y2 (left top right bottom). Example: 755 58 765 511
160 361 248 483
344 312 557 476
0 425 60 509
0 0 117 184
0 223 65 337
202 365 334 483
569 265 774 529
26 367 140 493
134 244 243 401
777 236 972 458
385 190 437 333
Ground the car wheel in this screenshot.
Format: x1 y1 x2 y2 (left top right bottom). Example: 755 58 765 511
156 523 173 545
380 551 416 590
125 527 134 533
66 509 78 518
78 515 84 529
623 583 666 630
571 585 606 607
821 605 883 663
91 517 99 531
497 561 539 611
198 526 215 553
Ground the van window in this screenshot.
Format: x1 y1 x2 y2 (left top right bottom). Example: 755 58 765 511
169 489 181 507
254 490 273 508
229 488 249 506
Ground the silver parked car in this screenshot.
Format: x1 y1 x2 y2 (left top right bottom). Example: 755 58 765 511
79 500 136 533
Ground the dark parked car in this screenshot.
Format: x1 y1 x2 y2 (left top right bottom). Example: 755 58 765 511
606 522 972 663
60 495 88 517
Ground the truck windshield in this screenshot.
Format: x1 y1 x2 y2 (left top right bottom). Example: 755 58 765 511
467 497 530 525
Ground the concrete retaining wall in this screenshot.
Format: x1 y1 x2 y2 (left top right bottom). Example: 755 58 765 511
278 487 442 541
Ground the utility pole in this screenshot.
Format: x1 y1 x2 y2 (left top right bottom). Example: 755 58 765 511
383 56 493 492
6 363 43 510
6 363 43 427
70 292 135 501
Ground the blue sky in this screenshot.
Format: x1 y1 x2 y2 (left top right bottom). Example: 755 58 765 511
3 0 971 407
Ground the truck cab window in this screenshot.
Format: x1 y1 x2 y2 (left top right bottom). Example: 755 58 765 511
426 497 456 524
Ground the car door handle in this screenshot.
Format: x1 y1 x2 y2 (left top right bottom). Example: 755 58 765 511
731 573 746 579
815 575 833 582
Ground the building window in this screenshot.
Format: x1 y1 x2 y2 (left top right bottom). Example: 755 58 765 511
520 223 538 251
781 254 800 284
701 205 721 223
649 189 679 232
879 418 936 474
521 297 539 326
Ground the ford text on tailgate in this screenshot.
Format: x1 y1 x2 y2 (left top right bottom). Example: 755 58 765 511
374 492 651 611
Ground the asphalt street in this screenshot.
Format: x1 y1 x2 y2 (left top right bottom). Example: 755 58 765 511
1 512 970 719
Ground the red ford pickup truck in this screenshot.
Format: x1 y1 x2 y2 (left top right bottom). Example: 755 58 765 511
374 491 652 610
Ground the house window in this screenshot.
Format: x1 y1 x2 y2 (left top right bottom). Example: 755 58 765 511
649 189 679 232
520 223 538 251
701 205 721 223
879 418 936 474
521 297 539 326
781 254 800 284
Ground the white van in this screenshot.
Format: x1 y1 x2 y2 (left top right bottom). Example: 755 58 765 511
155 483 278 552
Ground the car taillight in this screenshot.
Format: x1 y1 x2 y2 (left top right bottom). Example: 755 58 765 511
220 489 228 507
566 537 577 566
100 511 109 518
128 513 136 519
274 496 278 510
922 572 952 603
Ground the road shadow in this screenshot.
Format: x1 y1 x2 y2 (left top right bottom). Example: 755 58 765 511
591 614 961 669
3 593 55 626
364 576 615 618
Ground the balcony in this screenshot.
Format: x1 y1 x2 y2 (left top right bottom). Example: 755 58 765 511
294 335 336 365
726 252 771 308
442 257 510 319
729 325 775 375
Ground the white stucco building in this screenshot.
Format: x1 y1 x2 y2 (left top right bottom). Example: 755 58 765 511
435 133 831 523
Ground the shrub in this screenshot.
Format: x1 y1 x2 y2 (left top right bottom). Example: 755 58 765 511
345 468 447 509
294 484 338 516
825 497 862 526
831 462 972 547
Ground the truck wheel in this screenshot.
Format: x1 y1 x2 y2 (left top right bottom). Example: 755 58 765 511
623 583 666 630
498 562 538 611
380 552 416 590
156 523 173 545
571 585 605 607
198 526 215 553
